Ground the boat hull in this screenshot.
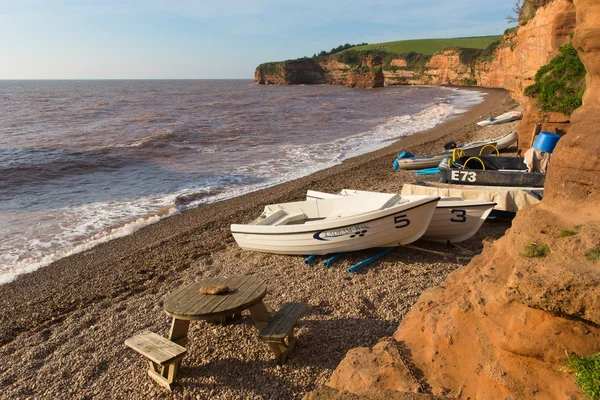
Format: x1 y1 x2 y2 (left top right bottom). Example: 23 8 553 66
397 132 519 170
421 200 495 242
476 111 522 126
308 190 495 243
231 198 439 255
439 156 546 187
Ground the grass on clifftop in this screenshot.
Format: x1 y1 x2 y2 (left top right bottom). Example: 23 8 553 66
565 352 600 399
345 36 502 55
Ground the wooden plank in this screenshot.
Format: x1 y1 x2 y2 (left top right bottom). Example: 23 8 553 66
260 303 306 340
174 276 230 316
192 275 250 315
213 277 266 314
167 276 231 316
164 275 267 320
164 278 216 311
260 303 297 338
209 277 262 314
125 332 186 365
164 280 207 309
177 275 249 317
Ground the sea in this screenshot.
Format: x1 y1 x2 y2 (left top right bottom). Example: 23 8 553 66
0 80 485 284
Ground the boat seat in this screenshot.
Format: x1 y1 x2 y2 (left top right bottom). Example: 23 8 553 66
255 209 306 226
274 210 306 226
255 209 287 225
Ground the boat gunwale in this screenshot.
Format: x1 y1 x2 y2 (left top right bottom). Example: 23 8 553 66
434 202 496 208
231 197 440 235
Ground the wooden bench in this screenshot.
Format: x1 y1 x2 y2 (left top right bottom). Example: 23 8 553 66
125 331 187 391
258 302 306 364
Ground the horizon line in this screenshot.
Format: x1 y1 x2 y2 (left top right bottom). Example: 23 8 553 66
0 78 255 81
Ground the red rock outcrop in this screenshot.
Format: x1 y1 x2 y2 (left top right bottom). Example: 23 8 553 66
481 0 577 149
309 0 600 398
478 0 576 103
254 55 384 88
425 51 474 85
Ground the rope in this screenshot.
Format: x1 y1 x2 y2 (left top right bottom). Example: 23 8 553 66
479 144 500 156
401 244 451 257
462 156 486 170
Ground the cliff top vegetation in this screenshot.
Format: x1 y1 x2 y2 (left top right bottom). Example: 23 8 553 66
343 36 502 56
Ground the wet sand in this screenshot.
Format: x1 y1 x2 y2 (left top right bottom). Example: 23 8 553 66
0 88 518 399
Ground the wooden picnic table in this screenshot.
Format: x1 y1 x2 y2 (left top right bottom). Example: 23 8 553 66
163 275 270 346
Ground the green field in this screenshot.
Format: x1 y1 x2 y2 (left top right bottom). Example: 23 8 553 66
346 36 502 55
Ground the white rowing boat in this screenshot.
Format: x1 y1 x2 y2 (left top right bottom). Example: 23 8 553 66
476 111 522 127
307 189 496 243
231 194 439 255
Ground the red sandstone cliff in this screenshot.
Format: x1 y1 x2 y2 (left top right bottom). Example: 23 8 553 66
255 55 384 88
481 0 576 149
256 0 576 143
307 0 600 398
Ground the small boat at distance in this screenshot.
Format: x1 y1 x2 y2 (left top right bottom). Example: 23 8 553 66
476 111 522 127
395 132 518 170
307 189 496 243
231 193 439 255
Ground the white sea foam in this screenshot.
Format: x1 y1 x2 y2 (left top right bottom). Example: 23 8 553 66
0 202 179 285
0 87 484 285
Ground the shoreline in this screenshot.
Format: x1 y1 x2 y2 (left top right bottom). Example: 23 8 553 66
1 87 517 399
0 84 483 286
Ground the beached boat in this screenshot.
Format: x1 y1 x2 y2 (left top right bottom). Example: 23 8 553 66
438 155 546 187
476 111 522 127
395 132 518 170
307 189 495 243
231 194 439 255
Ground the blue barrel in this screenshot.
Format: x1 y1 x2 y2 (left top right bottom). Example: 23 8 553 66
533 131 561 153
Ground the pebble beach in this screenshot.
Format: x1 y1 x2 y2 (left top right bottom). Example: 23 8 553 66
0 88 519 399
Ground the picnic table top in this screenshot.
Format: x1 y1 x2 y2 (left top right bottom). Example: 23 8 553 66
163 275 267 320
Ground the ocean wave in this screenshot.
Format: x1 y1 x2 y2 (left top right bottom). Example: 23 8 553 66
0 148 126 190
0 201 179 285
0 84 485 284
234 90 482 181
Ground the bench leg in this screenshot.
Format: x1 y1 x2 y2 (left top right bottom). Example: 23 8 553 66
147 361 178 391
263 332 299 365
248 301 271 330
168 318 190 347
146 354 185 391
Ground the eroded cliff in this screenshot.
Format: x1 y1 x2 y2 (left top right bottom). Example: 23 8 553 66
255 55 384 88
307 0 600 398
255 0 577 143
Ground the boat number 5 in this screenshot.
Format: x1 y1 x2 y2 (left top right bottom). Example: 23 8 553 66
394 214 411 229
451 170 477 182
451 209 466 223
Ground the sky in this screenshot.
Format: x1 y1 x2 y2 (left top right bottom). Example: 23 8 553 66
0 0 517 79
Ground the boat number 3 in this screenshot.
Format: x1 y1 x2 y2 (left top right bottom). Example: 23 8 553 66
394 214 411 229
451 170 477 182
451 209 466 223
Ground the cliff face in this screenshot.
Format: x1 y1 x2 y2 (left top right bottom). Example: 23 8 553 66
254 55 384 88
308 0 600 398
255 1 576 145
384 50 476 86
481 0 576 149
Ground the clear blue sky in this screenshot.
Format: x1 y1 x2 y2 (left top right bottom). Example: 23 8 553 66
0 0 516 79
